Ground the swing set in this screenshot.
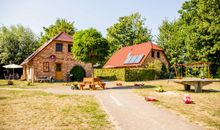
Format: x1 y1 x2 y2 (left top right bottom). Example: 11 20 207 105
172 62 211 79
171 62 220 93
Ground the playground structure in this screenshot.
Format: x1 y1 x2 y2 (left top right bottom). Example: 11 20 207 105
173 62 211 79
171 62 220 93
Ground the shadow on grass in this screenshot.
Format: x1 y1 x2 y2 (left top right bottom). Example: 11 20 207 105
106 85 157 90
178 89 220 93
136 85 158 89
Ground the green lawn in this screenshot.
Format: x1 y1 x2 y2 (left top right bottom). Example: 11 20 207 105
133 80 220 130
0 90 113 130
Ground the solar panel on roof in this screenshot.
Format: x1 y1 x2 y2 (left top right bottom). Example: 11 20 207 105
129 55 138 63
134 54 144 63
124 55 132 64
124 53 145 64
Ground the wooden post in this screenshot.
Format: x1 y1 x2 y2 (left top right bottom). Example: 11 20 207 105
180 65 182 78
208 63 210 79
174 64 178 78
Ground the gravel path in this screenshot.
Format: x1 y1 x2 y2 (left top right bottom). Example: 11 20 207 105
0 84 203 130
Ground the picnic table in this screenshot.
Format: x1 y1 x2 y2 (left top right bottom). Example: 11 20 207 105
173 78 220 93
79 77 106 90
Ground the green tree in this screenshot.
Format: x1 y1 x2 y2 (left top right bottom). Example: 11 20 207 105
0 25 39 64
72 28 109 76
157 0 220 65
40 18 76 44
179 0 220 63
107 12 152 55
157 20 186 64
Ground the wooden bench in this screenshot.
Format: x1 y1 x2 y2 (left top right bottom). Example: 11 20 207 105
79 77 106 90
35 76 50 83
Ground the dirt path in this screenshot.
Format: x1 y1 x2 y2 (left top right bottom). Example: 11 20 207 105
0 85 203 130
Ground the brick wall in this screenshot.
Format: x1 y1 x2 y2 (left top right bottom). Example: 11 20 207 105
29 40 92 81
142 50 169 69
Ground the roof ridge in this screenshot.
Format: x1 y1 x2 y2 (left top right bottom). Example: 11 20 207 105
120 42 152 49
61 31 73 39
53 32 65 40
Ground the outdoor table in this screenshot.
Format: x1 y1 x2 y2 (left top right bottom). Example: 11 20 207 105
173 78 220 93
79 77 105 90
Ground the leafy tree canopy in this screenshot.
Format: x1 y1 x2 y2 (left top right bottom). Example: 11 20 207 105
39 18 76 44
157 20 186 64
72 28 109 65
0 25 39 64
107 12 152 55
157 0 220 65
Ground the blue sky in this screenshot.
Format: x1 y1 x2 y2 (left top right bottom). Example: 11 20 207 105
0 0 186 39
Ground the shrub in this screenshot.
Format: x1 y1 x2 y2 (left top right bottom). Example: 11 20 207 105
94 68 126 81
70 65 86 81
125 68 155 81
94 68 159 81
7 80 13 85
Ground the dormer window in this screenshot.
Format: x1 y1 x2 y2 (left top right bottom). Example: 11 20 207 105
68 44 72 52
151 51 155 58
157 52 160 58
56 43 63 52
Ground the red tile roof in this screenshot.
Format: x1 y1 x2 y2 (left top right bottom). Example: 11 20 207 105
54 32 72 42
21 32 72 65
103 42 163 68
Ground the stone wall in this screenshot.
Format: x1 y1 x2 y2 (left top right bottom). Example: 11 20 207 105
27 40 92 81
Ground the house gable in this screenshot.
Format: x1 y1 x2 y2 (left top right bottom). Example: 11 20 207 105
21 32 93 81
21 32 72 65
142 49 169 68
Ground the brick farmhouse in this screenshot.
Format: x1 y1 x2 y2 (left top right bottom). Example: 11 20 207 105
103 42 169 69
21 32 92 82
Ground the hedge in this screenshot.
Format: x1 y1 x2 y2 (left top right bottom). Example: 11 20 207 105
94 68 157 81
94 68 126 81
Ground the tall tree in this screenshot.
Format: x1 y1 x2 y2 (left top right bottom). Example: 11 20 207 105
72 28 109 76
157 20 186 64
107 12 152 55
157 0 220 65
40 18 76 44
0 25 39 64
179 0 220 63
